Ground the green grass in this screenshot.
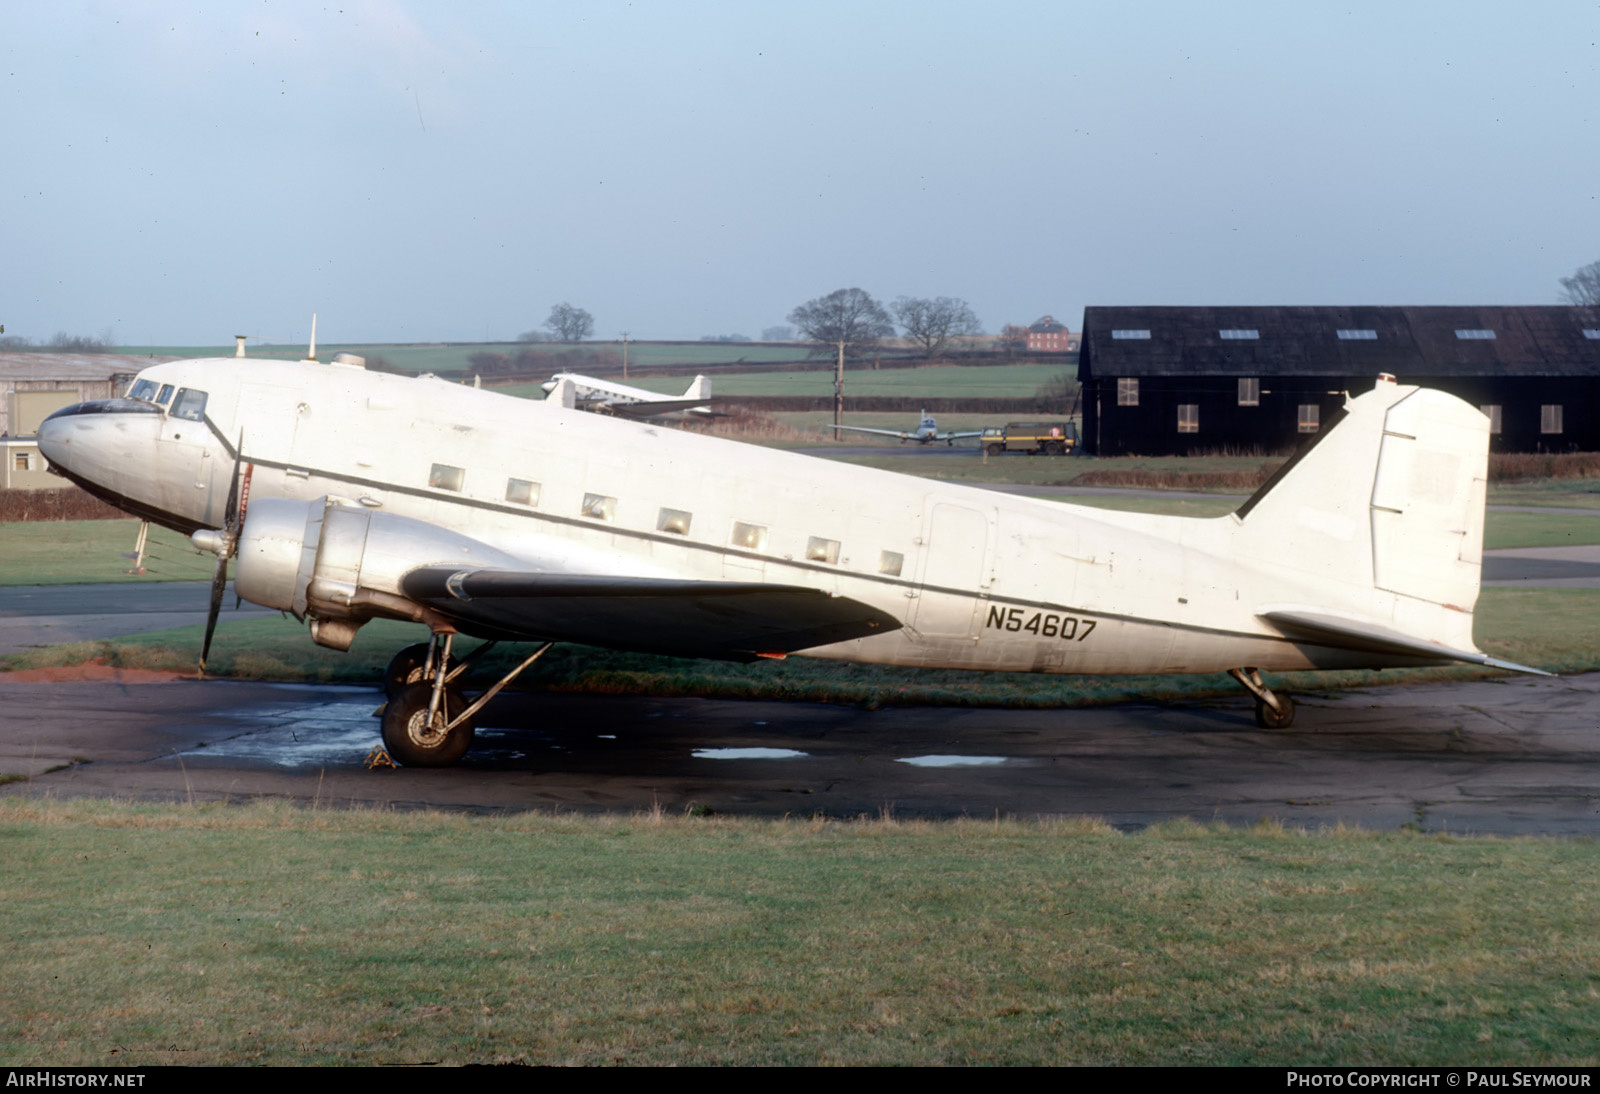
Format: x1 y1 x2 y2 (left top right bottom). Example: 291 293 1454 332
2 798 1598 1066
0 520 212 586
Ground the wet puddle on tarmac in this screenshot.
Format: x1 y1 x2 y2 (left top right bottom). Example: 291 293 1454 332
897 755 1009 767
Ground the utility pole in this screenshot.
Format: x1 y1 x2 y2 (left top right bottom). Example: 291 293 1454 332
621 331 630 380
834 339 845 433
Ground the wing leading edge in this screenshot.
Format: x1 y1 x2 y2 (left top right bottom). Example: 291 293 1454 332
400 567 902 660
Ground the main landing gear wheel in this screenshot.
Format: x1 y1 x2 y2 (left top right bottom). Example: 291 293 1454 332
384 643 432 700
381 683 475 767
1254 693 1296 729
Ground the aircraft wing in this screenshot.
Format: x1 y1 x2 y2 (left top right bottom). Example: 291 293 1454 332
831 425 911 440
400 567 902 660
935 430 984 442
600 398 715 419
1260 610 1550 675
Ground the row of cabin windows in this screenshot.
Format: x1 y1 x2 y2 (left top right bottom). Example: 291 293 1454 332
1110 329 1600 342
427 464 905 575
124 379 209 422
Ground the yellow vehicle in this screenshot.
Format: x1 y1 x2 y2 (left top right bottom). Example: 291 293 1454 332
981 421 1077 456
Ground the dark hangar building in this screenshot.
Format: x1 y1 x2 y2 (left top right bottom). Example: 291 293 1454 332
1078 306 1600 456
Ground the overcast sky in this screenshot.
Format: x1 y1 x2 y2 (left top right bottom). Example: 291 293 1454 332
4 1 1597 346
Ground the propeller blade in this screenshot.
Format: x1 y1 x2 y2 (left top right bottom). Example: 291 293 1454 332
199 433 246 676
200 552 227 674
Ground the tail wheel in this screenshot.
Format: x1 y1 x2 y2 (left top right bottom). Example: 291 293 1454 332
381 683 475 766
384 643 433 700
1254 694 1296 730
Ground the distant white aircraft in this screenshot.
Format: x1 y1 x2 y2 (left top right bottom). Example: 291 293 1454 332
37 357 1543 767
832 410 982 446
540 372 713 419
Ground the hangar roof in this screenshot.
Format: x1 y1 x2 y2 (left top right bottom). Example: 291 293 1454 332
1080 306 1600 378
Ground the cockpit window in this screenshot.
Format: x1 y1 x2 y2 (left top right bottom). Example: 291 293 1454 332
170 388 208 422
156 384 175 405
127 379 158 402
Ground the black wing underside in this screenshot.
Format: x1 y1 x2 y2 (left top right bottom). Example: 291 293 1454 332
401 567 903 660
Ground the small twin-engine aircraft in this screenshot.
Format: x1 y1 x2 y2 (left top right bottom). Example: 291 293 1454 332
539 372 713 419
831 410 983 446
37 353 1542 766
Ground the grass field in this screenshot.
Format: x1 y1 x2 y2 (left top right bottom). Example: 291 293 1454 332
3 798 1598 1066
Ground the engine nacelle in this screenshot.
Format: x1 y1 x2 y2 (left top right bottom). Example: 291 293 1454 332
233 497 524 649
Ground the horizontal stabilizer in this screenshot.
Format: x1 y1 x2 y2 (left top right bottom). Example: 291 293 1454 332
1261 610 1550 676
401 567 902 660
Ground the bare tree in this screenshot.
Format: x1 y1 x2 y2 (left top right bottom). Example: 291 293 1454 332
1559 260 1600 306
544 303 595 343
892 296 981 358
788 288 893 359
994 324 1029 358
788 288 894 431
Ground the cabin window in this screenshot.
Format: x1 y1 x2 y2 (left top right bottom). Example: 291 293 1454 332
505 478 540 505
1117 378 1139 406
170 388 208 422
1336 329 1378 340
806 536 840 564
156 384 175 405
1177 405 1199 433
1218 329 1259 340
1480 405 1502 434
127 379 158 401
1541 405 1564 434
1298 404 1320 433
429 463 465 491
879 551 904 577
1455 329 1496 340
1238 378 1259 406
731 521 767 551
581 493 616 521
657 508 692 535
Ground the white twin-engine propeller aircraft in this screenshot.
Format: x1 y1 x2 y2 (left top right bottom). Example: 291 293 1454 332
37 356 1542 766
832 410 982 446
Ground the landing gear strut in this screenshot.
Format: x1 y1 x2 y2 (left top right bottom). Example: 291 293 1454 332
379 633 554 766
1228 667 1296 729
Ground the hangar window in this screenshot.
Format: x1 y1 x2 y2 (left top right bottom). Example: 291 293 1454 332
1298 404 1320 433
657 508 692 535
170 388 207 422
1238 377 1259 406
1480 405 1502 434
429 463 465 491
1110 329 1150 340
731 521 768 551
580 493 616 521
806 536 840 564
505 478 540 505
1218 329 1259 340
1177 405 1199 433
879 550 904 577
14 451 33 472
1117 378 1139 406
1336 329 1378 340
1455 329 1496 340
1541 405 1564 434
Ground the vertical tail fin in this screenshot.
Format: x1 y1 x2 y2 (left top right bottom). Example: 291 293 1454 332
1234 379 1489 652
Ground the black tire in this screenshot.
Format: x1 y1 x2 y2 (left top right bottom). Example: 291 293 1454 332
1254 694 1296 730
381 683 475 766
985 443 1003 457
384 643 432 700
